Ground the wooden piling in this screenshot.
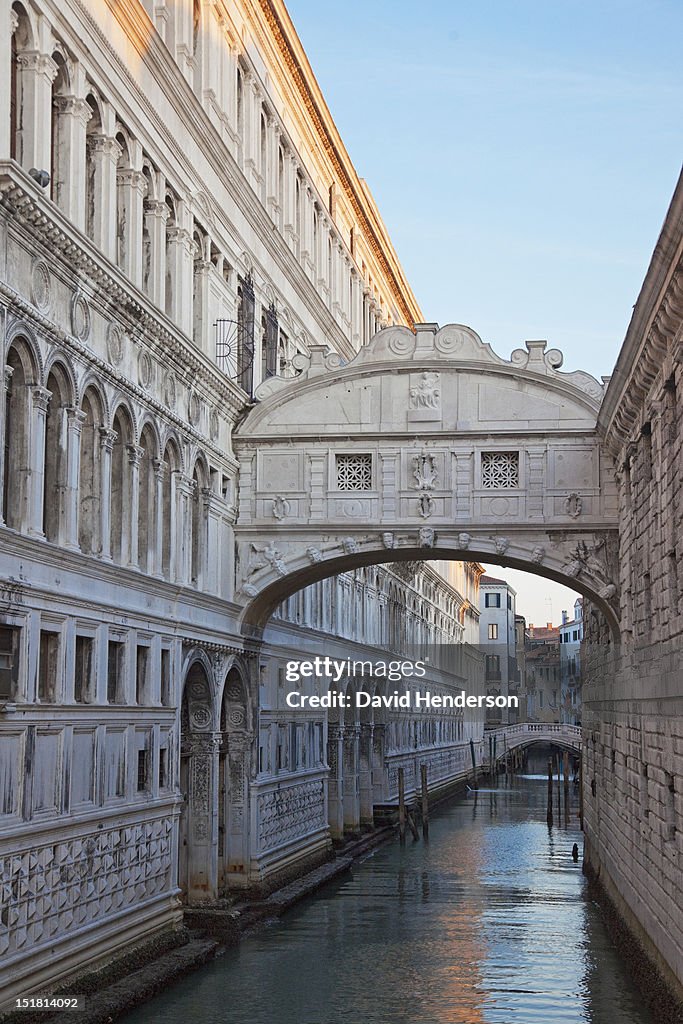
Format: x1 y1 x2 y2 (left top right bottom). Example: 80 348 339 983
469 739 478 790
398 767 406 843
421 763 429 839
563 751 570 824
579 758 584 831
547 759 553 826
406 808 420 841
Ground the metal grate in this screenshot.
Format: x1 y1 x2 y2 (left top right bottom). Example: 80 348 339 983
215 317 254 395
481 451 519 488
336 453 372 490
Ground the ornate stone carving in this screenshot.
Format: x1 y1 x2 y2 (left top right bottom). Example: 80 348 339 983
381 532 398 549
257 780 326 853
531 545 546 564
272 496 291 520
30 258 51 312
138 350 153 389
412 451 438 490
187 389 201 426
162 371 177 409
71 291 91 342
458 532 472 549
107 322 124 366
417 494 434 519
247 541 287 578
306 546 323 563
409 372 440 409
494 536 510 555
209 408 219 440
565 492 583 519
419 527 435 548
342 537 359 555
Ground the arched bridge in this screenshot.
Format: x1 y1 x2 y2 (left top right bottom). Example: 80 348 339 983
233 323 621 638
486 723 582 758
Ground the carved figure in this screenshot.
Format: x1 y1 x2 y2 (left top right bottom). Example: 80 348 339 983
412 451 438 490
409 372 440 409
419 527 435 548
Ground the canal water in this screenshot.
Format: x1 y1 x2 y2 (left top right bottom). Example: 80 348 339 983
123 772 653 1024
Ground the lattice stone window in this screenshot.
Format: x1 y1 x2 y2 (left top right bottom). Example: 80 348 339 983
336 453 373 490
481 451 519 488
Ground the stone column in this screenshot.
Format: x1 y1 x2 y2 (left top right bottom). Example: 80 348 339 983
87 135 120 260
125 443 143 570
143 199 168 307
350 269 362 349
176 473 196 584
193 259 212 356
0 6 18 158
116 168 147 286
152 458 165 577
343 725 360 834
308 452 327 522
64 406 86 551
185 732 221 904
283 152 297 251
203 487 224 596
225 731 250 880
15 51 57 172
266 118 279 221
98 427 116 561
51 96 91 228
359 723 374 827
371 723 389 803
0 364 12 525
327 724 345 840
28 385 50 538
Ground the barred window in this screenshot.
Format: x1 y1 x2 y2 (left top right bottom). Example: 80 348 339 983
336 453 372 490
481 451 519 488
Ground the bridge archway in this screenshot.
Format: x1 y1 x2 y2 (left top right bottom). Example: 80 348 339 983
233 323 621 639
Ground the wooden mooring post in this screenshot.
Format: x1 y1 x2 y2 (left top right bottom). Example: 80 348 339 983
421 763 429 839
547 759 554 826
469 739 478 790
579 758 584 831
563 751 570 825
398 767 406 843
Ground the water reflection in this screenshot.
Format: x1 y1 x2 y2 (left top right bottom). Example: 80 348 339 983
122 774 652 1024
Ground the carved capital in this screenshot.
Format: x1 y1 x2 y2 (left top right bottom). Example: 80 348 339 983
126 442 144 467
99 427 117 452
31 385 51 412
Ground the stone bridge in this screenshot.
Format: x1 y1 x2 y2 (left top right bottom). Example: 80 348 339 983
233 323 620 637
486 723 582 759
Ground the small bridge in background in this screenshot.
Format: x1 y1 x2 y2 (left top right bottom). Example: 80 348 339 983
486 723 582 761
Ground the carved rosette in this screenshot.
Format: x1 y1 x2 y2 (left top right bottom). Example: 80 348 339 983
30 258 51 312
71 291 91 342
107 322 124 366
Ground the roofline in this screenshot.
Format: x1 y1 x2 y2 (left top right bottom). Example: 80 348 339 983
598 166 683 437
257 0 423 328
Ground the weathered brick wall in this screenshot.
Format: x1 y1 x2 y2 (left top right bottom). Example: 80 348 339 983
584 235 683 995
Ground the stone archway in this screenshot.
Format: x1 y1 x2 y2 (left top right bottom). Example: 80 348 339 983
232 324 621 640
179 655 218 904
218 665 250 889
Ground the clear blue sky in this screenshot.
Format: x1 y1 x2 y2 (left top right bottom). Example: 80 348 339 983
287 1 682 624
287 0 682 382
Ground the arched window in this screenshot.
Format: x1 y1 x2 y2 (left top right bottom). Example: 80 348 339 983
43 365 70 543
141 164 154 296
84 94 102 244
137 425 156 573
50 51 70 211
277 146 284 229
192 225 207 350
190 460 207 586
236 67 243 146
115 131 131 273
161 441 179 579
165 193 177 318
327 238 333 305
78 386 103 555
294 175 302 258
3 340 34 529
260 112 267 200
110 406 133 564
10 3 35 165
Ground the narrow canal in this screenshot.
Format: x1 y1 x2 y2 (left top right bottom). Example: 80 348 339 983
123 767 653 1024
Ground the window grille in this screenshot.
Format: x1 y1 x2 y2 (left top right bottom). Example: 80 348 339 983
336 453 372 491
481 451 519 488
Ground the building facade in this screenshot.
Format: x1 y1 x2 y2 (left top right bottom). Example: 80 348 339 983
0 0 486 1003
479 574 518 725
559 598 583 725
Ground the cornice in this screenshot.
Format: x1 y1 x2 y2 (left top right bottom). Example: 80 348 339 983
45 0 356 363
598 169 683 453
253 0 422 329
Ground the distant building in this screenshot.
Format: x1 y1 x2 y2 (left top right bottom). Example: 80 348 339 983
525 621 561 724
479 576 518 726
514 614 528 721
559 598 584 725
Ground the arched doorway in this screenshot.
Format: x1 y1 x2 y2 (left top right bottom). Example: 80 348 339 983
179 657 217 904
217 666 249 890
